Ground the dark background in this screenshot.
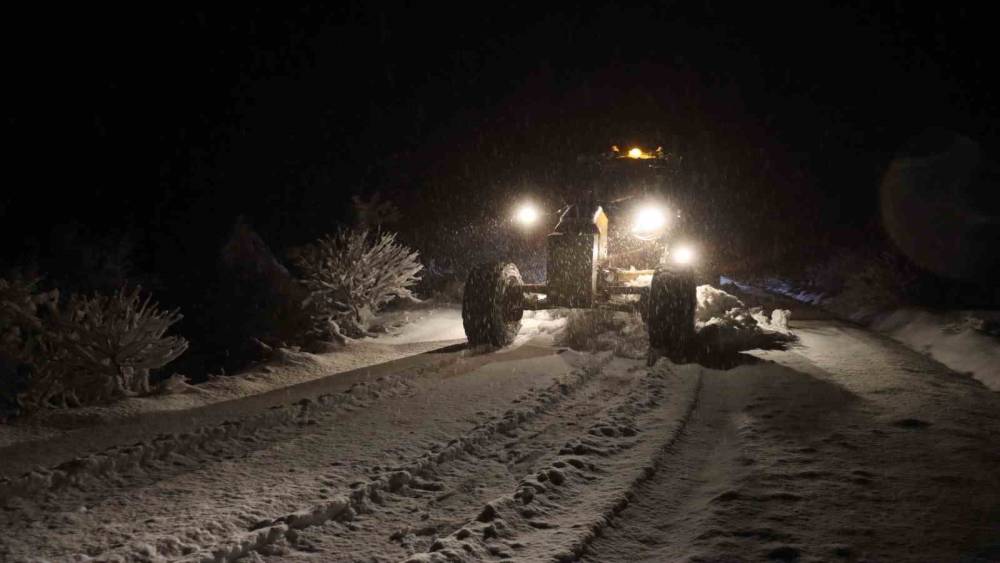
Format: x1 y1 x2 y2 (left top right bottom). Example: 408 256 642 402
2 1 997 286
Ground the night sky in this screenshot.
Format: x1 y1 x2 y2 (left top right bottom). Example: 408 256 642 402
3 2 996 278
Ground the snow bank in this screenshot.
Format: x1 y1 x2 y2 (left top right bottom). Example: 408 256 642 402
871 309 1000 391
18 340 450 432
731 276 1000 392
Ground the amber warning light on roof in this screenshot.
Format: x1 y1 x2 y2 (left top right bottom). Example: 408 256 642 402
611 145 662 160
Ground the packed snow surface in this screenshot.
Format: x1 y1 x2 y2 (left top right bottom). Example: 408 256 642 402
872 308 1000 391
730 276 1000 392
0 307 467 450
373 306 467 344
1 288 997 562
0 288 789 454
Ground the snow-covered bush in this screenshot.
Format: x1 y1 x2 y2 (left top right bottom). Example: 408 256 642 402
1 281 188 413
0 278 43 346
0 278 71 415
0 278 46 417
293 230 423 339
52 287 189 401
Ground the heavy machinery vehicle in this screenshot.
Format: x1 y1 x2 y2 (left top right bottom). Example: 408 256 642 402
462 146 700 361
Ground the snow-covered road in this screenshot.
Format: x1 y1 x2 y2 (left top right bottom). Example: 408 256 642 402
0 300 997 562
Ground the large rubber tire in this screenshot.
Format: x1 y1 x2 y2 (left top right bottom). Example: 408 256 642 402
462 262 524 347
647 267 697 362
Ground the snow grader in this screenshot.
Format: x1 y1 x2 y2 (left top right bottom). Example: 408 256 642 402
461 146 701 361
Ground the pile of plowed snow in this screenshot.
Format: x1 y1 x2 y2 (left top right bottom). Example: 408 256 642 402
521 285 796 360
559 309 649 358
697 284 789 332
693 285 796 359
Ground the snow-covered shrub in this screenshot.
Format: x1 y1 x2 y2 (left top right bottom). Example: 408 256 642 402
0 278 43 346
293 230 423 339
53 287 189 401
0 279 72 415
2 281 189 412
0 278 47 417
8 331 73 412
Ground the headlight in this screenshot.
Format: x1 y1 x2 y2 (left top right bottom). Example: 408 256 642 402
631 205 668 240
514 202 540 226
671 244 697 265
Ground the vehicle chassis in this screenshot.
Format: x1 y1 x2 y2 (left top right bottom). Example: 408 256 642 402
462 205 697 360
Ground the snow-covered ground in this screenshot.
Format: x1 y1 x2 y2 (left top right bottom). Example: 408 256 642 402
0 290 997 562
871 308 1000 391
0 306 468 450
729 276 1000 392
372 306 467 345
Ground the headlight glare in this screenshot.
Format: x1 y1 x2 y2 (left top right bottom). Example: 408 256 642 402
514 202 540 226
671 244 697 265
631 205 668 240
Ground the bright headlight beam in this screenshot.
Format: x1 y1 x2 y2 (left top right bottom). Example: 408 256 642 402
632 205 668 239
514 202 540 226
672 244 697 265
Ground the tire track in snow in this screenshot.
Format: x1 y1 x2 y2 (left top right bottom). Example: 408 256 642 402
0 346 515 506
265 357 655 560
399 360 703 562
578 369 741 563
68 353 611 562
579 354 1000 563
0 374 415 506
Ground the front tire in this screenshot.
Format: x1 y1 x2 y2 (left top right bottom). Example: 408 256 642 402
647 267 697 362
462 262 524 347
